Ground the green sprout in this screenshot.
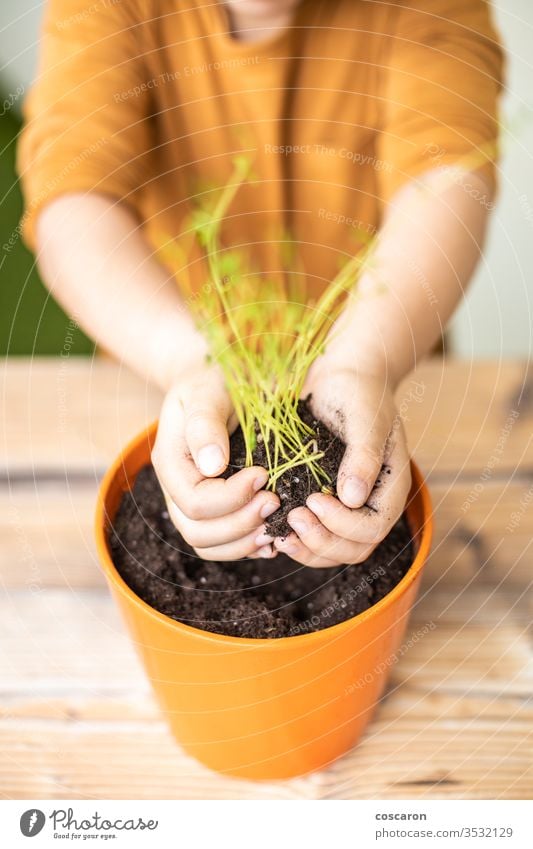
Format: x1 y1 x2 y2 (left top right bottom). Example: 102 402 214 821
159 156 375 492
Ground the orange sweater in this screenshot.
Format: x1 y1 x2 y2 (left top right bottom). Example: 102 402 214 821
18 0 503 296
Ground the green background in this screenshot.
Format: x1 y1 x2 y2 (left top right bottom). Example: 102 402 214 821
0 90 93 355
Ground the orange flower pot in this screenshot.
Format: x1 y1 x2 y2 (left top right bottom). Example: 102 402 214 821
95 422 433 780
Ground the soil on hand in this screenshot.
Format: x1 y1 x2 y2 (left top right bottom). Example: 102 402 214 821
224 397 344 537
110 466 414 640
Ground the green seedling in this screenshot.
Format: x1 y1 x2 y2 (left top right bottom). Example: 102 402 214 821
159 156 375 491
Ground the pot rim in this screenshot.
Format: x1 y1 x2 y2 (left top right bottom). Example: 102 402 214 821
95 421 433 649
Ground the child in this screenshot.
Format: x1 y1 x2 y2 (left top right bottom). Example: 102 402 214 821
18 0 503 567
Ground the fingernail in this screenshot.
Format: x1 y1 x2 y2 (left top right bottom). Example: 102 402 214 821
307 496 324 517
258 545 273 558
253 475 267 492
342 475 369 508
197 444 225 476
260 501 278 519
289 519 307 536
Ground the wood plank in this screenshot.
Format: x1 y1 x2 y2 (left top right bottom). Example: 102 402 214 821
0 591 142 693
0 724 314 800
425 478 533 587
2 715 530 800
1 591 529 694
323 719 533 799
2 479 532 588
396 359 532 476
1 358 532 800
0 485 104 588
2 358 531 475
1 689 530 725
0 358 161 472
0 588 531 799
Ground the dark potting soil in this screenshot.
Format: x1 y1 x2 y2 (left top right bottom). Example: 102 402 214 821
224 398 345 537
109 423 415 638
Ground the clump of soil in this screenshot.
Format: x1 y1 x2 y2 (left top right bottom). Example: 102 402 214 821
224 398 343 537
110 465 414 640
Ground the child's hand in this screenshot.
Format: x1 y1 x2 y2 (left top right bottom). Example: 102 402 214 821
274 362 411 567
152 363 279 561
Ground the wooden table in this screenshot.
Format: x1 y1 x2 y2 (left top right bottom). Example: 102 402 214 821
1 357 532 800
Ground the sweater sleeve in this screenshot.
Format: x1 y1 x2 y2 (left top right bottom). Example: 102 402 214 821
376 0 505 204
17 0 153 249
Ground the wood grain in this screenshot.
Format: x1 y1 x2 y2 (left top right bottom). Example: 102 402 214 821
0 357 532 800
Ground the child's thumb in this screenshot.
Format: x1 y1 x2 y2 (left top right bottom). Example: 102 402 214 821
337 414 390 509
182 384 231 478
